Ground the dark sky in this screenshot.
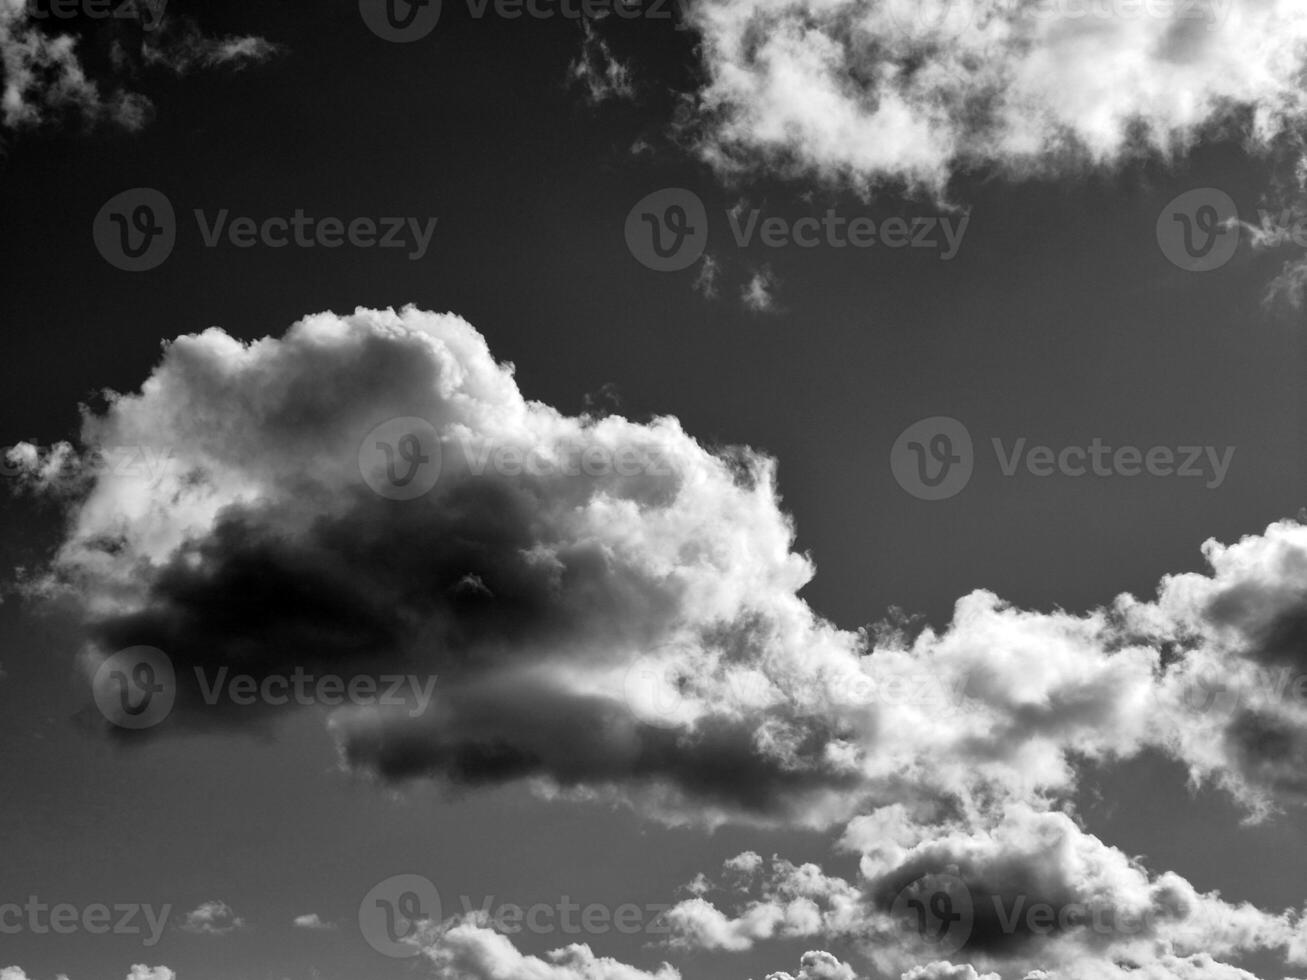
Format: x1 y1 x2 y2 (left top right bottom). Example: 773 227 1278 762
2 2 1307 979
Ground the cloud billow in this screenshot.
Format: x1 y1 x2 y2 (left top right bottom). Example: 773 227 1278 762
22 305 1307 977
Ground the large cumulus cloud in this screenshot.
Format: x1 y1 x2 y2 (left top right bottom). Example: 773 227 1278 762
20 305 1307 979
15 305 1307 833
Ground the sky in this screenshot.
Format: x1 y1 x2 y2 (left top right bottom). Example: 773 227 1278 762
3 1 1307 979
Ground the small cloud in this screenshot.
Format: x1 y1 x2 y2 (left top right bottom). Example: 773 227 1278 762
740 265 782 314
1263 255 1307 315
179 900 245 936
692 253 720 300
567 21 634 105
126 968 176 980
142 19 282 74
581 381 623 417
292 913 336 931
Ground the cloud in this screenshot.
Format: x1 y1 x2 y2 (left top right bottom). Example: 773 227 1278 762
901 965 998 980
137 18 281 74
178 900 245 936
764 950 859 980
740 265 782 313
24 305 1307 838
664 803 1307 978
692 253 721 299
21 304 1307 979
416 916 681 979
679 0 1307 197
0 1 279 132
1262 255 1307 313
292 913 336 930
568 20 634 105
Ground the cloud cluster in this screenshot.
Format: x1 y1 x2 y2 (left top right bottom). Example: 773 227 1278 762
17 306 1307 831
660 803 1307 977
416 916 681 980
21 305 1307 978
0 0 278 131
678 0 1307 196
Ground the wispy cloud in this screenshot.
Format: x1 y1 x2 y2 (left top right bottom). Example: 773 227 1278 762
0 3 280 132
